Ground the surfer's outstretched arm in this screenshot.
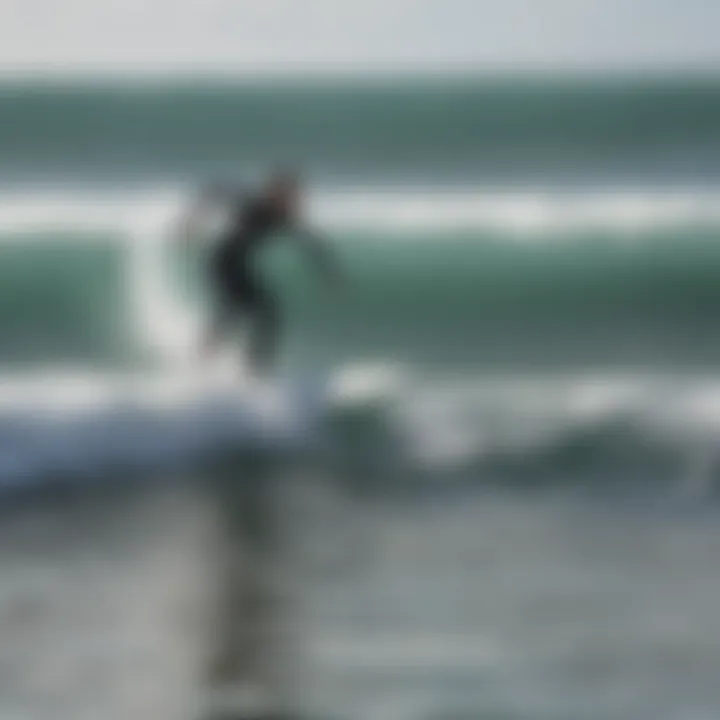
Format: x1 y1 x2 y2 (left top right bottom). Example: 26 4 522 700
294 227 343 287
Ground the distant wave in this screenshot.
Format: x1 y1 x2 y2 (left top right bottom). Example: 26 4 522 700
0 80 718 184
1 186 720 235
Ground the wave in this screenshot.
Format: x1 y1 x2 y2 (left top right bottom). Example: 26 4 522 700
0 369 322 489
0 366 720 496
2 186 720 234
310 188 720 234
334 370 720 496
2 187 720 369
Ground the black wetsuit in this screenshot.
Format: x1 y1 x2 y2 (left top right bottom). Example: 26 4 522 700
208 195 289 371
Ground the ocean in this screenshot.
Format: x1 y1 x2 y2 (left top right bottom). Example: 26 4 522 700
1 77 720 719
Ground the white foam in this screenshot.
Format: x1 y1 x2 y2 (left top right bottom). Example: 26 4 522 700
1 368 720 489
392 374 720 472
0 370 318 488
327 362 405 406
309 187 720 235
0 186 718 239
0 361 405 489
0 189 182 236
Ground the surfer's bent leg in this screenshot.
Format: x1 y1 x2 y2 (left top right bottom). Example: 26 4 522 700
206 260 281 374
202 264 240 360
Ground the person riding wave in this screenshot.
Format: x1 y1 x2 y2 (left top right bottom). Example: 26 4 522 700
180 169 340 376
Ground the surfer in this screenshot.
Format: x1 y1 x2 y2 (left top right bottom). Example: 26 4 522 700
180 169 340 376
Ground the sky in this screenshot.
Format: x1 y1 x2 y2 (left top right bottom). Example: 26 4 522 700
0 0 718 78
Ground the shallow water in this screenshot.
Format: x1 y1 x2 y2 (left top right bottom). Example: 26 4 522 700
1 476 719 720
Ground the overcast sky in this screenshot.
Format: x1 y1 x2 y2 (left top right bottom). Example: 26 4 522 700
0 0 718 78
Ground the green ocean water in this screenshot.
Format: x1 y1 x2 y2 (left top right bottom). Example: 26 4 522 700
5 226 720 371
0 77 718 184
